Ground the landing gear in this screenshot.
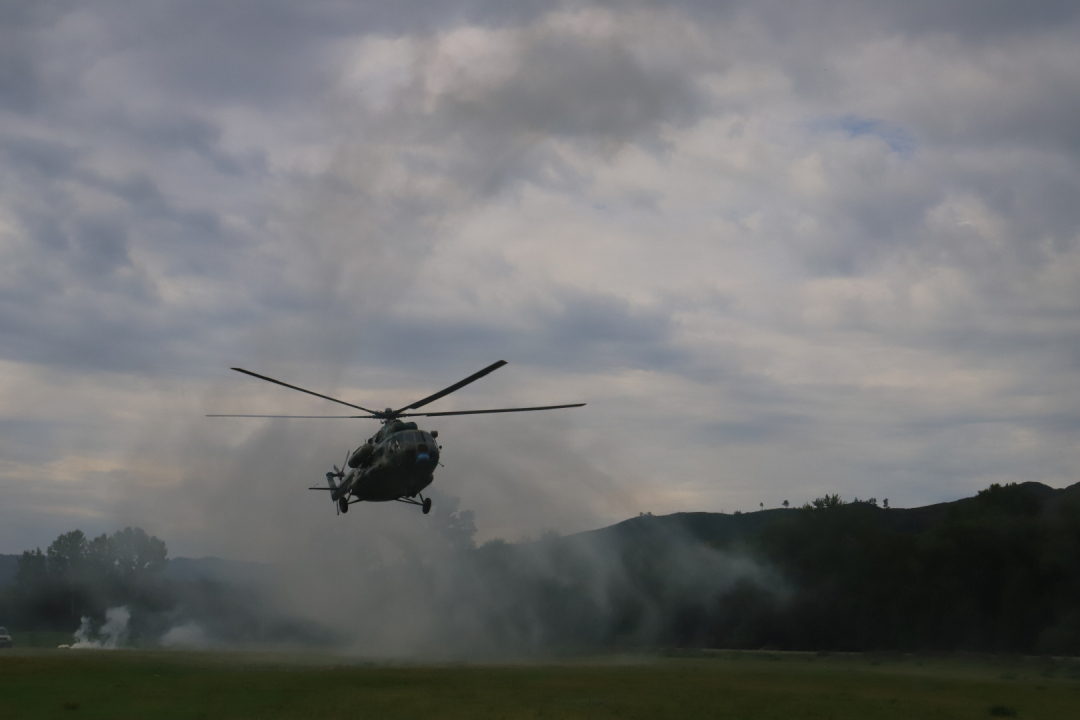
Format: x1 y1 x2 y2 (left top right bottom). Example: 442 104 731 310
338 497 349 514
394 494 433 513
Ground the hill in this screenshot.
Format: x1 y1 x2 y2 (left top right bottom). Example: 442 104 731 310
574 480 1080 547
467 479 1080 655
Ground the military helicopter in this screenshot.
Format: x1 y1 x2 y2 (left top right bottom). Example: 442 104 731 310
209 361 584 516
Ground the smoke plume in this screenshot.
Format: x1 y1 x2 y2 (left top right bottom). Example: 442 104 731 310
71 606 131 649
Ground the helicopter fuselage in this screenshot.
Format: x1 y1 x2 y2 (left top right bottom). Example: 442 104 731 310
334 421 440 503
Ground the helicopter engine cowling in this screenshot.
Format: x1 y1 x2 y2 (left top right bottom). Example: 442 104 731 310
348 444 374 468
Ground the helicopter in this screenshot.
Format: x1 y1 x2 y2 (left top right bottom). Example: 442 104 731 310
208 360 584 516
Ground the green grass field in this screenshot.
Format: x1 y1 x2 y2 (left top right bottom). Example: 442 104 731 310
1 649 1077 719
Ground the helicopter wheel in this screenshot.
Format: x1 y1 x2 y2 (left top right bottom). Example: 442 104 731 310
338 497 349 514
422 497 432 515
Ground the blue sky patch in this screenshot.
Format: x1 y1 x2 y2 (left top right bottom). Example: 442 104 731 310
809 114 915 156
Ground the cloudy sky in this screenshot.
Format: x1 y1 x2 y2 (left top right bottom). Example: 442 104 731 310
3 0 1080 560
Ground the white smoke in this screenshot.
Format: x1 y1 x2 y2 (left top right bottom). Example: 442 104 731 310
160 622 210 649
70 606 130 649
271 515 787 658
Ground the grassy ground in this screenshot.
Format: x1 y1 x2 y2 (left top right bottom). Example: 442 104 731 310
1 649 1078 719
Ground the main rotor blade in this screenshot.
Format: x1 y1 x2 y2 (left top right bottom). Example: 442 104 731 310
400 403 585 417
230 368 381 415
206 414 377 419
393 360 507 415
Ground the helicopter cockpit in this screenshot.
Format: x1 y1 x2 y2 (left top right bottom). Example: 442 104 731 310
387 430 439 457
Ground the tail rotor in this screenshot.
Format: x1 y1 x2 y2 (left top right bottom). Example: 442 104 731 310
327 448 350 515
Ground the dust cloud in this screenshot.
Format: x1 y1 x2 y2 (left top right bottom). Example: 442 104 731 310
137 492 784 658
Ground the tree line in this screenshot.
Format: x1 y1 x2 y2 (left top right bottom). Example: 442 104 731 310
1 527 170 631
4 482 1079 655
0 525 334 646
737 482 1080 654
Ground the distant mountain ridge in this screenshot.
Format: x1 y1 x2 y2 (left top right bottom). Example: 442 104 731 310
568 480 1080 547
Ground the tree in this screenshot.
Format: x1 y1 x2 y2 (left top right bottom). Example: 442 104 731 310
110 527 168 577
46 530 88 577
782 500 789 508
15 548 47 588
12 527 169 631
805 494 845 510
85 533 113 574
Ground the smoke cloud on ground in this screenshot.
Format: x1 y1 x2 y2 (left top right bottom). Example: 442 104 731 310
136 498 784 658
71 606 130 649
30 496 782 657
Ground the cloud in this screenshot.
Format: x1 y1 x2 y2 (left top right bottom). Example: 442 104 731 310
2 0 1080 558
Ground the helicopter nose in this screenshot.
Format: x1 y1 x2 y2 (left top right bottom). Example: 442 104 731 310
416 452 430 464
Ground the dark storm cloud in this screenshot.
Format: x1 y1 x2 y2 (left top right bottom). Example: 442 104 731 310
5 0 1078 124
330 289 680 382
112 113 268 178
72 170 224 246
870 0 1080 39
0 131 254 373
0 0 564 113
206 5 717 375
0 0 76 113
2 134 80 183
884 53 1080 162
437 28 702 141
659 0 1080 39
72 218 130 275
1 125 243 252
529 291 683 371
316 10 707 221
